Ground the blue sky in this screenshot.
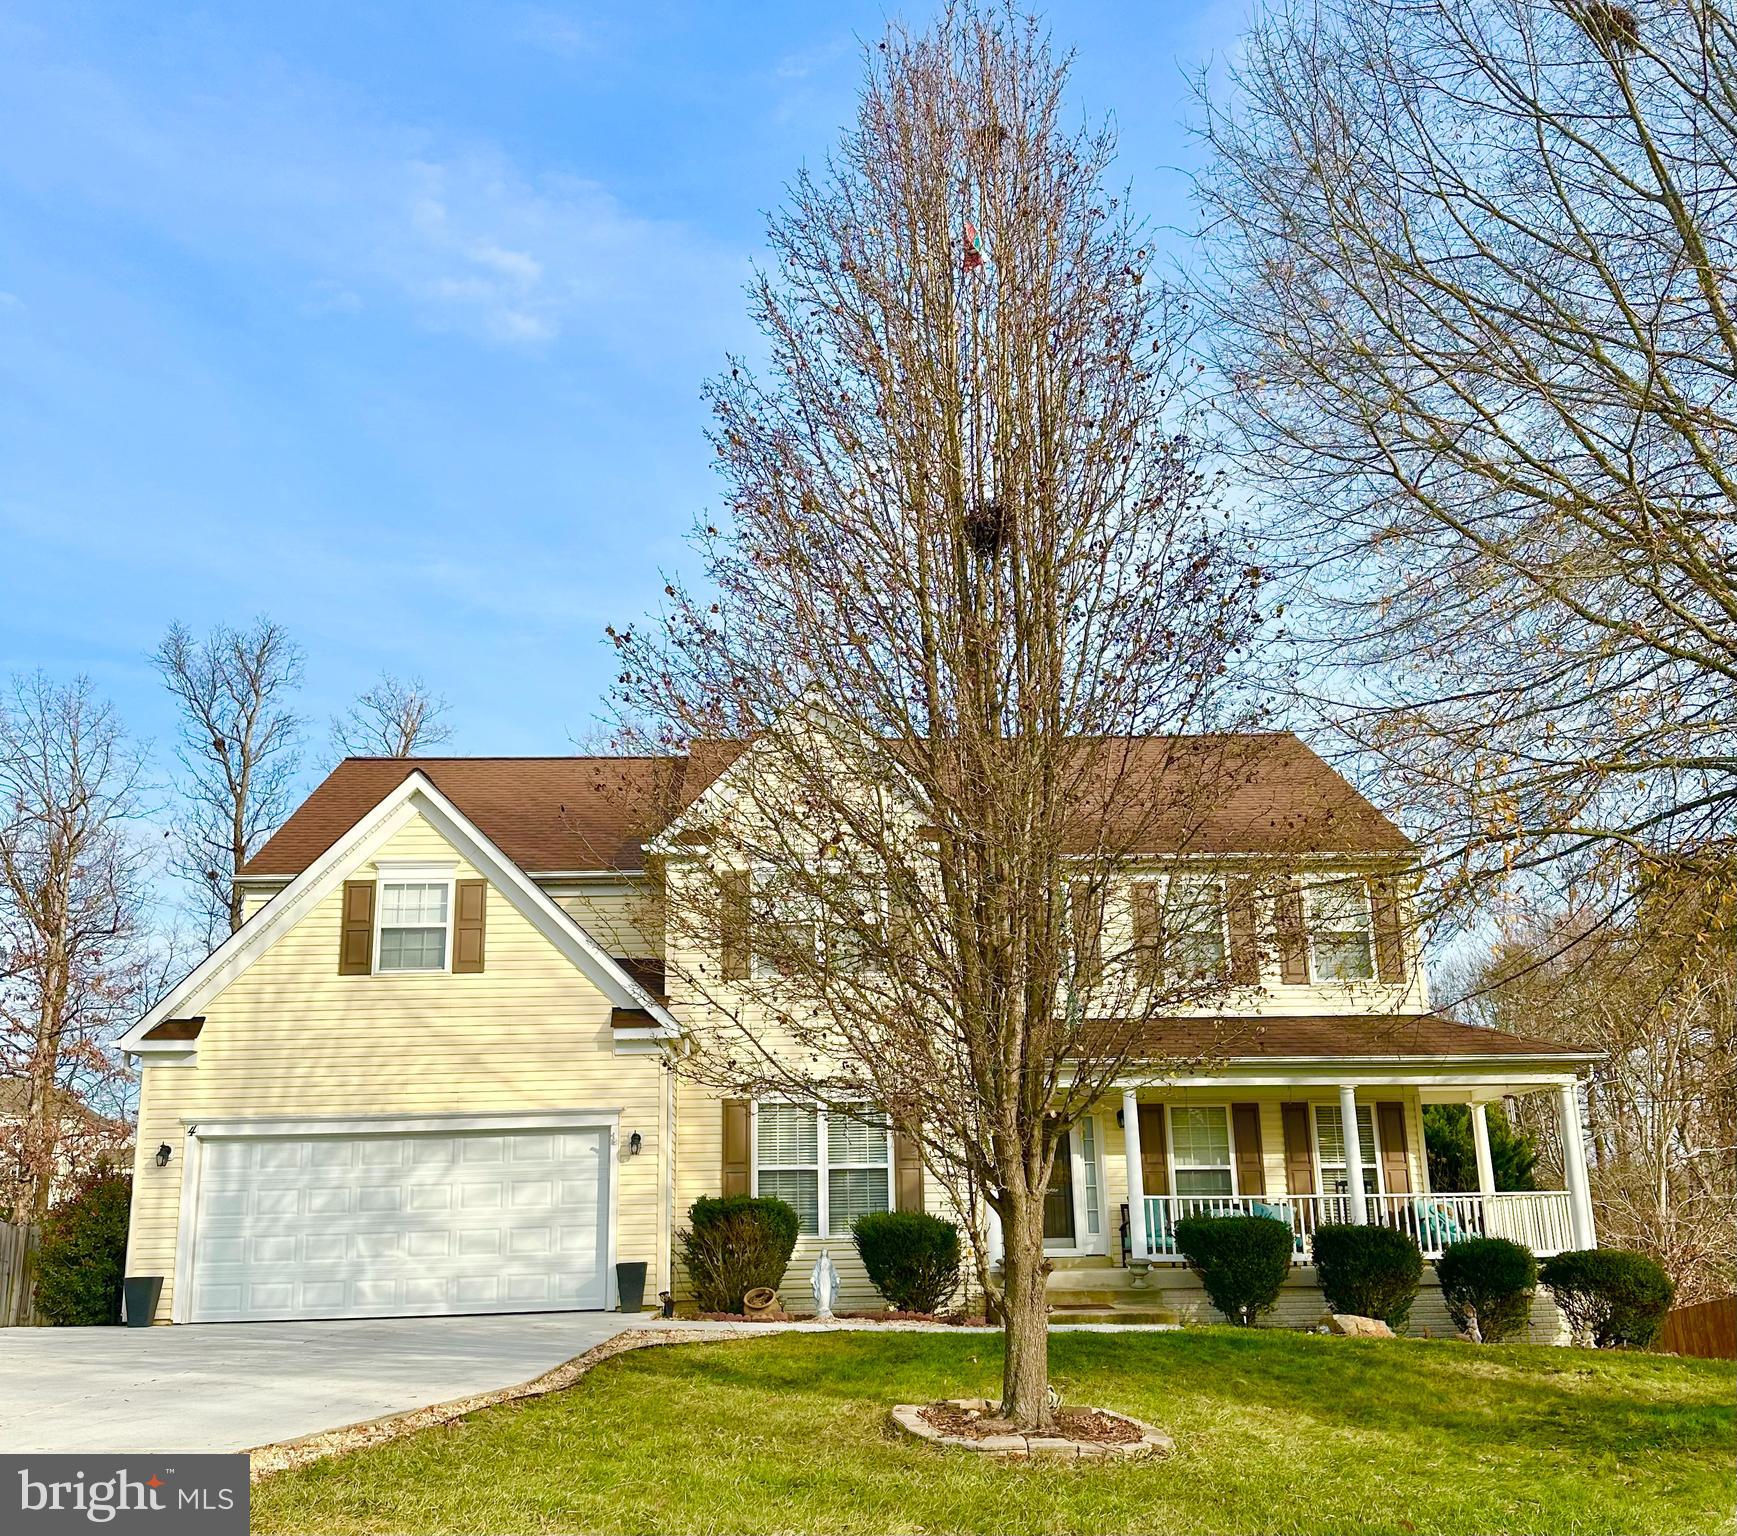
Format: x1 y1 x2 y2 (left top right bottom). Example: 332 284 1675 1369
0 0 1248 782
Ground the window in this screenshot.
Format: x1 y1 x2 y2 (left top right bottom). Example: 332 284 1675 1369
1315 1103 1379 1196
1079 1115 1102 1235
827 1108 890 1232
751 876 818 980
754 1103 890 1237
1170 1105 1234 1198
755 1104 820 1231
1308 878 1375 980
378 880 449 972
1163 875 1227 979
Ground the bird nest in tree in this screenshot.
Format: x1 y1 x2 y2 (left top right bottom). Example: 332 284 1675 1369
964 496 1010 556
889 1398 1173 1461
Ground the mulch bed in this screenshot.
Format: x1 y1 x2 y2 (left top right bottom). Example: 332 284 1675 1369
920 1401 1143 1445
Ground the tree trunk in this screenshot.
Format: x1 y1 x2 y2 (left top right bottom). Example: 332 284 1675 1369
998 1194 1051 1428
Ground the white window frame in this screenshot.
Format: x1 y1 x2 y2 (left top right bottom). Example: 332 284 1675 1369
1162 872 1229 980
1310 1101 1384 1199
1165 1102 1239 1201
750 1100 891 1238
373 862 457 975
1078 1114 1102 1238
1305 876 1376 983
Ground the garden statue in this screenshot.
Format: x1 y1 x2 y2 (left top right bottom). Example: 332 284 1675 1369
810 1248 839 1320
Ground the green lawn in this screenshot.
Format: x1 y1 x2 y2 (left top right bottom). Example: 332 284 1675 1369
252 1329 1735 1536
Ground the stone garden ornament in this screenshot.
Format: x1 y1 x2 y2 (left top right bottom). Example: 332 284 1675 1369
810 1248 839 1320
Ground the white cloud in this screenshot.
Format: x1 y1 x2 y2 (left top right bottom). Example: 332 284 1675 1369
0 290 21 308
0 32 744 356
513 8 594 60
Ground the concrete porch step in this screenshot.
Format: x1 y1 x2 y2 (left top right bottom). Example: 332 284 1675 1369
1048 1303 1179 1326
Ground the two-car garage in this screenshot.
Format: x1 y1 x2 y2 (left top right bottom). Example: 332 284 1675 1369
182 1116 613 1324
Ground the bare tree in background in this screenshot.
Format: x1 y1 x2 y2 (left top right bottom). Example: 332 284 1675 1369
1461 864 1736 1301
0 675 154 1221
155 619 304 943
1198 0 1736 921
330 673 453 760
611 6 1267 1427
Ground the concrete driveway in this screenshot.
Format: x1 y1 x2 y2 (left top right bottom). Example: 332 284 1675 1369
0 1312 636 1454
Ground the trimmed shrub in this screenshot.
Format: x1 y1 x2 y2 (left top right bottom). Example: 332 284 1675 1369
1312 1222 1424 1329
1174 1214 1294 1326
1539 1249 1675 1349
1436 1236 1537 1343
851 1210 962 1314
35 1171 132 1327
677 1195 801 1313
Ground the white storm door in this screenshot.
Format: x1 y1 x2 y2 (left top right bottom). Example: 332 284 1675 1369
189 1125 609 1322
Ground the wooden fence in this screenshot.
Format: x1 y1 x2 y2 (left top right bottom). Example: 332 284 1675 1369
1656 1297 1737 1360
0 1221 40 1327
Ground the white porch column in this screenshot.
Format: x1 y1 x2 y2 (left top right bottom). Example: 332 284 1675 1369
1122 1089 1148 1262
1339 1084 1368 1224
1556 1082 1597 1249
1471 1101 1497 1199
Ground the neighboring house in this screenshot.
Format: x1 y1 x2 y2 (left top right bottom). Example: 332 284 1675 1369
0 1079 133 1214
116 736 1599 1329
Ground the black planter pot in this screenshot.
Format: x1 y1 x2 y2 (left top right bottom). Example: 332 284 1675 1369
615 1261 649 1314
123 1276 163 1328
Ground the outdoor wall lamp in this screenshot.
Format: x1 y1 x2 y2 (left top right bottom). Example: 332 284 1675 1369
155 1143 173 1168
628 1131 643 1157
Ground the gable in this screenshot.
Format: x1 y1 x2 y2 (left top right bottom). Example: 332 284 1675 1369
119 772 679 1056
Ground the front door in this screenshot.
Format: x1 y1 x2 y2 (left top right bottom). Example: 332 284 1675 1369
1043 1131 1076 1242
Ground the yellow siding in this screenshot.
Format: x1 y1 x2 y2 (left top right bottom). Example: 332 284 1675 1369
552 882 661 959
127 811 667 1321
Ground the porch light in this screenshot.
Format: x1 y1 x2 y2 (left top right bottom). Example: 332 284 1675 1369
628 1131 643 1157
155 1143 173 1168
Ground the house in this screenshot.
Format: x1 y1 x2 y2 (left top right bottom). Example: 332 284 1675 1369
116 736 1599 1330
0 1079 133 1216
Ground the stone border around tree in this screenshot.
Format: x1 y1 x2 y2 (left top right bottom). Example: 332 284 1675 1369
888 1399 1174 1461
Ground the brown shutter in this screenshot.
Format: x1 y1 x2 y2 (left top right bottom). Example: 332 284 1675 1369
720 871 751 981
452 878 487 973
1231 1103 1266 1196
1137 1102 1169 1196
1226 876 1259 985
1068 882 1103 992
1275 881 1310 984
1377 1102 1412 1194
1130 881 1162 985
1368 877 1409 983
894 1126 925 1212
721 1098 751 1196
338 880 374 975
1281 1102 1315 1196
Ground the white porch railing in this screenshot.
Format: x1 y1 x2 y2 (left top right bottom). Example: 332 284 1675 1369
1143 1190 1576 1264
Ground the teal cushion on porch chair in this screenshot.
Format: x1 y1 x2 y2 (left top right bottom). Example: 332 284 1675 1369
1250 1201 1289 1224
1414 1198 1468 1248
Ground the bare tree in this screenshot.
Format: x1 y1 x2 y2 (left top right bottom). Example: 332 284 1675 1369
1462 864 1736 1302
155 619 304 943
329 673 453 760
1197 0 1737 917
0 675 154 1221
611 6 1268 1426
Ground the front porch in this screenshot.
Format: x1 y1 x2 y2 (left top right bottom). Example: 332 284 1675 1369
982 1027 1602 1330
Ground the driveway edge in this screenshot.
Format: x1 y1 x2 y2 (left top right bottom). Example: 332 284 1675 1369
246 1327 712 1481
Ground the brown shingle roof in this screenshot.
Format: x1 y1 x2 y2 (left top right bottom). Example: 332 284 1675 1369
244 755 729 876
244 733 1407 878
1129 1013 1594 1062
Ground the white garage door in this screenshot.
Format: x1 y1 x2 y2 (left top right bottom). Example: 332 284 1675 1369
189 1126 609 1322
